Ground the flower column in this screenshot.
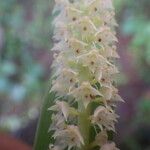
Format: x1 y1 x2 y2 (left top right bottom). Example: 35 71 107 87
49 0 123 150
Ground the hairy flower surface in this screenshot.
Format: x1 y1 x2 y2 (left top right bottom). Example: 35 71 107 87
49 0 123 150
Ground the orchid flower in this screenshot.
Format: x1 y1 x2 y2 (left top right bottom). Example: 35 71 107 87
35 0 123 150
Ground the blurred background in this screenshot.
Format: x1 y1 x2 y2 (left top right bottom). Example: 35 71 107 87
0 0 150 149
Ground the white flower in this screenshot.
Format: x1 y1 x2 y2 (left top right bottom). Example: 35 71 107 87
100 142 120 150
95 130 108 146
91 106 118 131
49 144 62 150
49 101 79 120
51 68 78 95
107 88 124 106
86 1 116 27
69 82 103 108
67 38 88 56
87 0 113 12
99 45 120 58
52 21 68 41
69 17 97 42
94 27 118 46
49 101 70 120
66 7 83 22
78 50 109 74
53 0 69 14
50 0 122 149
51 41 68 52
53 125 84 150
49 113 66 131
100 86 113 100
95 64 118 86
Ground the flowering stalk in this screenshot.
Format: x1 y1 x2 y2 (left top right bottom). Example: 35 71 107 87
49 0 123 150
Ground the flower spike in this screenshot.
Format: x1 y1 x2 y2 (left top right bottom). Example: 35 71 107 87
49 0 123 149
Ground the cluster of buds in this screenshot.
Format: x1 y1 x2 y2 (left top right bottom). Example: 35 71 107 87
49 0 123 150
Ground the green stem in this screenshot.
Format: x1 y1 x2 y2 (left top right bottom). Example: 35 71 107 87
33 90 55 150
78 102 91 150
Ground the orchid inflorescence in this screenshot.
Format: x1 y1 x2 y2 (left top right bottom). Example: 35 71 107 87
49 0 123 150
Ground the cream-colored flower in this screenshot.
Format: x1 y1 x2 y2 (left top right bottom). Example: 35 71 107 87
100 86 113 100
51 68 78 95
69 17 97 42
50 0 122 149
49 101 70 120
95 61 118 86
52 21 68 41
107 87 124 106
87 0 113 12
69 82 103 108
53 125 84 150
51 52 68 74
103 10 118 27
66 7 83 22
94 27 118 46
91 106 118 131
67 38 88 56
100 142 120 150
99 45 120 58
49 144 62 150
49 113 66 131
78 17 97 33
51 41 68 52
49 101 79 121
95 130 108 146
78 50 109 74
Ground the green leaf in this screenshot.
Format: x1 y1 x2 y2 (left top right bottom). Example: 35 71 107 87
33 89 55 150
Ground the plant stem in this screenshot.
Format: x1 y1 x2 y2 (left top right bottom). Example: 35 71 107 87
33 90 55 150
78 102 91 150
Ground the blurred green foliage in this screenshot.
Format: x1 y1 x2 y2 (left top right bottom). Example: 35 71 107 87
121 0 150 83
0 0 54 130
137 98 150 124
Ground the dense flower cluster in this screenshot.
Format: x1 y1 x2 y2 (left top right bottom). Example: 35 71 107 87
49 0 123 150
